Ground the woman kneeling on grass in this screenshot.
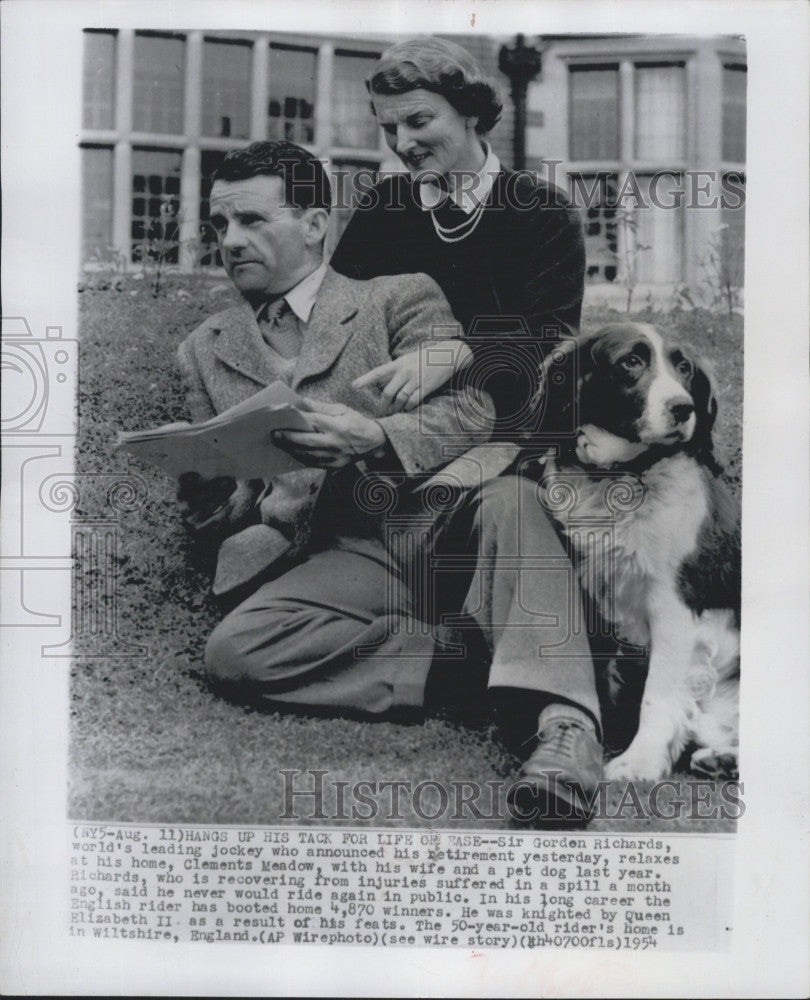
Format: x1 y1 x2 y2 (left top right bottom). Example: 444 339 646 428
331 35 585 437
331 38 606 827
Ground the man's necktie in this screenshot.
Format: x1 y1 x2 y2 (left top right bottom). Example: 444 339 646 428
259 298 302 360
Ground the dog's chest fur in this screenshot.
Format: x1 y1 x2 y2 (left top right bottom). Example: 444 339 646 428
543 453 710 645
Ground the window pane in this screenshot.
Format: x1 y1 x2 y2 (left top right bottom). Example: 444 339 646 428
82 146 113 258
267 45 316 145
131 148 182 263
720 171 745 289
722 65 747 162
199 149 228 267
83 30 116 129
569 67 619 161
333 51 379 148
635 64 685 160
202 39 251 139
634 174 683 283
132 33 185 134
569 173 618 282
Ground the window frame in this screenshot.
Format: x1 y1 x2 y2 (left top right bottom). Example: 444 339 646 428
131 31 187 138
567 63 621 164
563 51 702 286
78 30 397 273
267 42 319 148
201 36 253 141
721 62 747 166
82 29 117 131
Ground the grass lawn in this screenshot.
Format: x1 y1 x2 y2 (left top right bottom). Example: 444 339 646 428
70 273 743 830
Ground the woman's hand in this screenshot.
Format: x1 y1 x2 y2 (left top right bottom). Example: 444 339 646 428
352 339 473 413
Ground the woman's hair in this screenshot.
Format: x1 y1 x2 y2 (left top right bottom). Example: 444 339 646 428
367 37 503 134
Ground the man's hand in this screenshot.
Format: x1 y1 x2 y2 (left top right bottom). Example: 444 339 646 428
272 398 387 469
177 472 238 532
352 339 473 413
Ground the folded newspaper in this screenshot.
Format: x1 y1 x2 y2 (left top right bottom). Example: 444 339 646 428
116 381 314 480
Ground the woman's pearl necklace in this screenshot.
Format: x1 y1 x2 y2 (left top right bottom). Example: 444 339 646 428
430 197 487 243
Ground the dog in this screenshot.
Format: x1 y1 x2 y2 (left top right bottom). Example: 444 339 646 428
533 322 741 783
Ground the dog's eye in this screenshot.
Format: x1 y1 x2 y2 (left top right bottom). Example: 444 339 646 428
620 354 643 370
676 359 693 377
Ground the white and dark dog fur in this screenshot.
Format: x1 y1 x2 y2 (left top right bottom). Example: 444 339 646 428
535 322 740 782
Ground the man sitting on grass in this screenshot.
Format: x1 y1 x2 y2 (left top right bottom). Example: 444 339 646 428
178 141 605 827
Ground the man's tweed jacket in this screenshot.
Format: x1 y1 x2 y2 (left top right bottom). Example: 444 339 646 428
177 267 494 595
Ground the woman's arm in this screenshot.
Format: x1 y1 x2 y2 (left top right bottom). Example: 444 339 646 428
352 338 473 412
334 176 471 411
460 176 585 434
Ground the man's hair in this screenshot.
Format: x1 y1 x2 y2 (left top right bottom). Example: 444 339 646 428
368 37 503 135
212 140 332 213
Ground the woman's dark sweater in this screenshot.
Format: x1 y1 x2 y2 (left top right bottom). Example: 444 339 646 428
330 168 586 436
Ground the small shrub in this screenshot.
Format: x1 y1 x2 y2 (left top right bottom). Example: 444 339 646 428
701 225 745 317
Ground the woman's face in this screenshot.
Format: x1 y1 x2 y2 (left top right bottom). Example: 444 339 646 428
371 88 485 180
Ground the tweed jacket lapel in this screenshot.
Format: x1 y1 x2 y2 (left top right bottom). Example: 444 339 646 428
213 301 276 387
292 268 360 388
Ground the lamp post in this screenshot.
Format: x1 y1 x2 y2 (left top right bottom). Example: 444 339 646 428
498 34 543 170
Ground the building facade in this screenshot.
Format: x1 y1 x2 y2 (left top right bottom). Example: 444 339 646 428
525 34 746 301
80 30 745 301
80 29 515 269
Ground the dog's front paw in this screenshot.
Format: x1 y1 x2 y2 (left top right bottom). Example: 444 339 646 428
605 742 671 783
690 746 739 781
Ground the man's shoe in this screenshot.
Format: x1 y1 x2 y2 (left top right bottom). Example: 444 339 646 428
507 715 604 828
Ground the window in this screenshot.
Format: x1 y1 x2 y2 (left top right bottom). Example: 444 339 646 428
569 173 618 282
635 63 685 160
333 50 380 148
569 65 619 161
198 149 228 267
720 171 745 288
82 146 114 258
268 44 316 145
633 173 683 283
132 33 185 134
83 30 116 130
202 38 251 139
131 148 182 263
722 64 747 162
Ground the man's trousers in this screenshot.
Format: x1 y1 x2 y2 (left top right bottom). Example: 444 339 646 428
205 475 600 727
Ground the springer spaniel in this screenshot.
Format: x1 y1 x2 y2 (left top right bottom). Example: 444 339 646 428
534 323 741 783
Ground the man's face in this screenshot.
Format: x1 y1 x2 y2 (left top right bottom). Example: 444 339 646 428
209 175 315 303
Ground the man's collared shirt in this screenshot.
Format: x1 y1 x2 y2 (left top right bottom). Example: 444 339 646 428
254 262 329 363
255 261 329 327
417 142 501 215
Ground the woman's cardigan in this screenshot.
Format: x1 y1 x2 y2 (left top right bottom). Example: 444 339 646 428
330 168 586 436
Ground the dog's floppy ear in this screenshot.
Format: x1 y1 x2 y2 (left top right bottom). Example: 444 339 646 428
688 359 722 474
531 333 599 440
